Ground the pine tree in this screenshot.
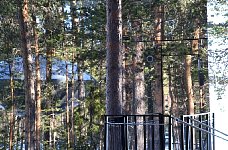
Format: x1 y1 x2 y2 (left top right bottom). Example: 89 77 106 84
106 0 122 115
17 0 35 149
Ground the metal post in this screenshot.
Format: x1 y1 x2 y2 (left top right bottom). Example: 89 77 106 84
199 115 202 150
190 116 193 150
152 115 155 150
125 116 128 150
143 116 146 149
104 115 107 150
181 115 185 150
134 115 137 150
159 114 165 150
212 113 215 150
169 115 172 150
186 117 189 150
206 114 210 150
161 45 164 114
121 116 125 150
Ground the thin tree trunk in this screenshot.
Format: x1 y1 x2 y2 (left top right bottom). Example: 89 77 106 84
9 62 15 150
18 0 36 149
32 14 42 150
70 1 78 147
185 55 194 115
169 64 181 150
65 56 70 148
71 55 76 148
77 56 86 142
185 27 200 115
44 4 53 147
122 43 127 114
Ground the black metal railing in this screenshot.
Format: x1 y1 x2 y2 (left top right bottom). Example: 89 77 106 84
104 114 171 150
104 113 228 150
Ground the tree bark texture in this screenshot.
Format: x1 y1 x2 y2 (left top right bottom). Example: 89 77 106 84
18 0 36 149
32 14 42 150
106 0 123 115
106 1 123 149
153 5 164 150
44 4 53 147
185 27 200 115
132 18 146 149
9 63 15 150
153 5 164 115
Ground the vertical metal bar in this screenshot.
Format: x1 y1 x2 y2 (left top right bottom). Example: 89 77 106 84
134 115 137 150
159 114 165 150
212 113 215 150
125 116 128 150
121 116 125 150
190 116 193 150
180 115 185 150
143 116 146 150
169 115 172 150
206 114 210 150
104 115 107 150
186 117 189 150
199 115 202 150
152 115 155 150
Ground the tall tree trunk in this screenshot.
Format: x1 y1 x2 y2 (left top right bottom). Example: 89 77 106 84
122 44 132 115
153 5 164 150
18 0 36 149
185 28 200 115
9 62 15 150
65 60 70 148
70 0 78 148
70 0 78 147
106 0 123 149
169 64 181 150
184 26 200 150
132 18 145 149
185 55 194 115
44 4 53 147
32 14 41 150
71 55 76 148
153 5 164 115
106 0 122 115
77 53 86 143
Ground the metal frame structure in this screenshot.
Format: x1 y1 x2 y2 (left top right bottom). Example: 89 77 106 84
104 113 228 150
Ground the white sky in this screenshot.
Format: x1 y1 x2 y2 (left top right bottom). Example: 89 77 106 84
208 0 228 149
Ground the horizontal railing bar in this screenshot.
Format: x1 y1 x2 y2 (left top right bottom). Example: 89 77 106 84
172 116 228 142
183 112 212 117
105 122 165 126
104 113 168 117
187 117 228 137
